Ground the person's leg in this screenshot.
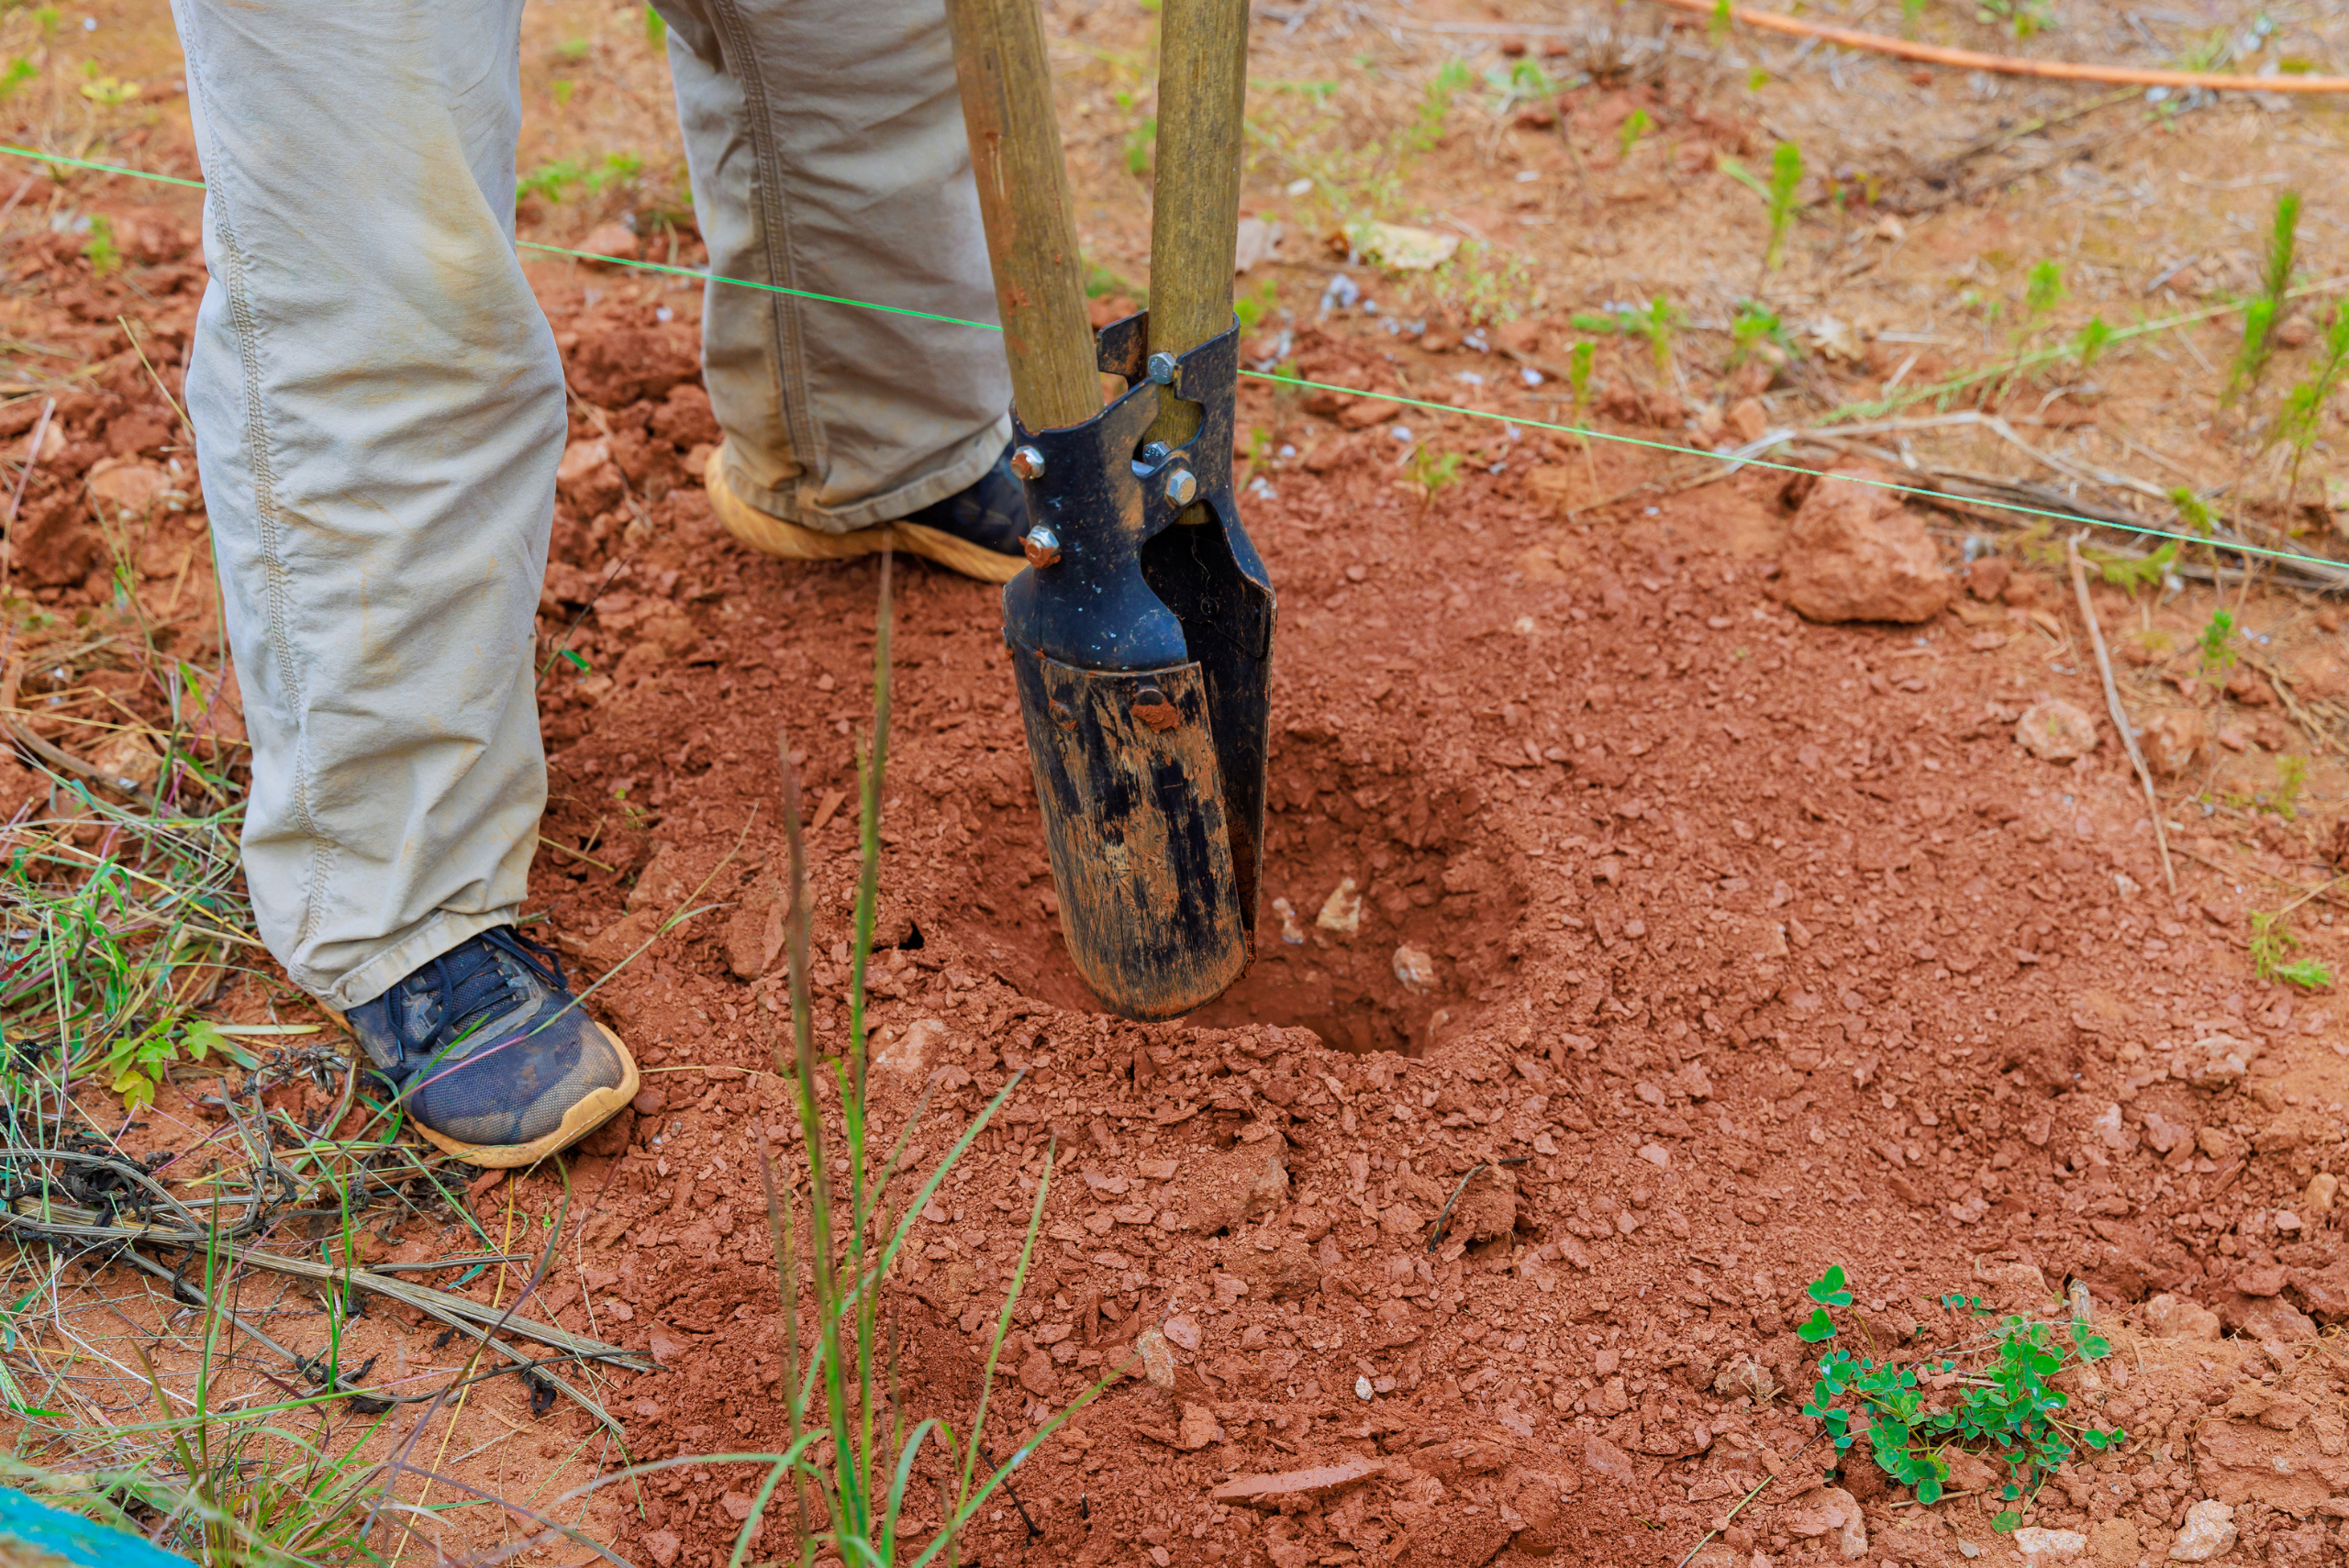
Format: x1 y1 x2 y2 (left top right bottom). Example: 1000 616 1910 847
171 0 634 1163
652 0 1027 575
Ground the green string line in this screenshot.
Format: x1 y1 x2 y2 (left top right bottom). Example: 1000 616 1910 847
10 141 2342 579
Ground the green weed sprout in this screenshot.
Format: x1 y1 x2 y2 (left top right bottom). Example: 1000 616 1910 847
2087 539 2176 595
2072 316 2111 372
1731 299 1786 363
1124 114 1158 177
1407 59 1476 154
1409 447 1464 504
2023 261 2065 324
32 6 58 41
2266 754 2309 819
551 79 576 108
1233 277 1279 331
1797 1267 2124 1530
2252 908 2332 989
1617 107 1653 161
1565 340 1598 479
2228 190 2299 406
2198 606 2237 691
0 58 32 102
556 36 591 61
1976 0 2055 39
1719 141 1804 278
1485 57 1558 118
645 4 667 50
81 215 118 277
1632 295 1678 380
2279 301 2349 500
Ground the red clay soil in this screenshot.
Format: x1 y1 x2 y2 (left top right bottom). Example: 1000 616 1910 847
17 217 2349 1568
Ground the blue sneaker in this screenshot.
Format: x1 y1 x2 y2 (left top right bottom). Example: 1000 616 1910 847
344 928 639 1168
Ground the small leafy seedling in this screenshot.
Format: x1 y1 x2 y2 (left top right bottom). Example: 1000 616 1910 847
82 215 119 278
1408 446 1464 505
1720 142 1804 281
2251 908 2332 990
1798 1268 2125 1532
1631 295 1678 380
2279 301 2349 501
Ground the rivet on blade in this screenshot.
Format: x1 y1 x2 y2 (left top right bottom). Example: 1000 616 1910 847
1009 444 1046 480
1022 525 1063 568
1146 351 1178 385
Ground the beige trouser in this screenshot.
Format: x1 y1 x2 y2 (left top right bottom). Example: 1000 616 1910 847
170 0 1008 1008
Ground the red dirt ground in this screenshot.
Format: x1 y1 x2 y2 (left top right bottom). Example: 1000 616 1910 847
12 5 2349 1566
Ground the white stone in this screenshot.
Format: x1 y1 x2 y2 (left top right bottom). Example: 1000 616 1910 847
2170 1499 2236 1562
2011 1527 2087 1562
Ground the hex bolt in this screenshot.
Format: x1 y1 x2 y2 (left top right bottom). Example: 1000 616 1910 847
1163 467 1199 507
1021 525 1063 569
1146 351 1178 385
1139 440 1172 465
1009 445 1047 481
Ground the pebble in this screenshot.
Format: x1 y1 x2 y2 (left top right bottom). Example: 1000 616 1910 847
1392 945 1436 993
2010 1526 2087 1562
1354 1375 1374 1400
2015 697 2099 762
1317 878 1363 935
2169 1499 2236 1562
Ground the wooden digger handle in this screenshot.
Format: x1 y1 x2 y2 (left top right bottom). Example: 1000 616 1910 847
946 0 1101 432
1146 0 1250 451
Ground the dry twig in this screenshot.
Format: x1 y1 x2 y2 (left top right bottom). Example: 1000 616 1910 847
2066 533 2175 894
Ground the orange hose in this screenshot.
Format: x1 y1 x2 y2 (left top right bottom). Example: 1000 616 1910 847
1647 0 2349 93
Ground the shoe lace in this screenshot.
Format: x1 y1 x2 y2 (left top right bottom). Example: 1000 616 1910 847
398 927 569 1065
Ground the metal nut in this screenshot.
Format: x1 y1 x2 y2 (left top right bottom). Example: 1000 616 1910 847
1021 525 1063 569
1163 467 1198 507
1008 444 1046 480
1146 351 1178 385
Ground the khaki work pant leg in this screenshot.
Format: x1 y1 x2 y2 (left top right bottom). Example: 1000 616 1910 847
652 0 1015 533
169 0 562 1009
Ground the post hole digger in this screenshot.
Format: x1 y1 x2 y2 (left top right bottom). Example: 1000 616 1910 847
948 0 1275 1022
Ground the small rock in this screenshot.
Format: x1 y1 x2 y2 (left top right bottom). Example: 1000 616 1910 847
1966 555 2013 600
1317 877 1363 934
2088 1518 2140 1568
2169 1499 2235 1562
2143 1293 2222 1340
1176 1403 1222 1450
1354 1374 1374 1401
2257 1392 2312 1431
2012 1526 2088 1562
1392 945 1437 993
1132 1326 1175 1387
1778 468 1953 624
2232 1264 2289 1298
1783 1486 1867 1559
2016 697 2099 762
2141 709 2206 779
1163 1313 1203 1352
1726 396 1770 444
1174 1140 1289 1234
2306 1171 2338 1216
2176 1034 2259 1089
1581 1434 1638 1485
641 1528 682 1567
1212 1457 1385 1508
85 460 173 518
1711 1355 1776 1401
579 221 641 262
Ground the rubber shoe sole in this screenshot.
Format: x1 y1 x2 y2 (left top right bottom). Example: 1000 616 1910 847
329 1011 640 1170
704 446 1024 585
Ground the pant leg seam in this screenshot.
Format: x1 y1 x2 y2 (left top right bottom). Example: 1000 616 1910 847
182 34 335 964
707 0 822 500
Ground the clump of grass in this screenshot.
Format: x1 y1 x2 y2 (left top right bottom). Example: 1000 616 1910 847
1976 0 2056 39
547 554 1118 1566
1233 276 1279 331
2227 189 2299 407
1631 295 1677 381
1792 1266 2124 1533
2252 907 2332 989
516 151 644 206
1408 445 1464 505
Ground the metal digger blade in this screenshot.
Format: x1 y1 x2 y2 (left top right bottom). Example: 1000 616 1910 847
1002 311 1275 1021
